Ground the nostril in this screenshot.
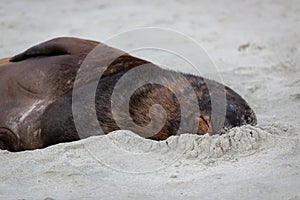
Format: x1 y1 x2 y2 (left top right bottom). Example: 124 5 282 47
0 127 19 151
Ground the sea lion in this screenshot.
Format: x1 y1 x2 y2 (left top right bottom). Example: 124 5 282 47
0 37 257 151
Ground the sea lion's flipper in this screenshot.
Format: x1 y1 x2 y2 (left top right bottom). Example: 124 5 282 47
9 37 149 79
10 37 100 62
10 43 69 62
195 115 212 135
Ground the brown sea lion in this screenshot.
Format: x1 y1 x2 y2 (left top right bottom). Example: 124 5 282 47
0 37 257 151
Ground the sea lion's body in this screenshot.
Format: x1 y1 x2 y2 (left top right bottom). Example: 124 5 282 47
0 37 257 151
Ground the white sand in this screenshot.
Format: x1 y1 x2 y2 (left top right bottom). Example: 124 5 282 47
0 0 299 199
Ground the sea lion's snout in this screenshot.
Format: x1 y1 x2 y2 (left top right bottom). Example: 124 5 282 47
223 86 257 130
243 106 257 126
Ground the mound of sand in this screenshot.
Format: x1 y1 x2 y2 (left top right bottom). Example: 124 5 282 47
1 124 299 199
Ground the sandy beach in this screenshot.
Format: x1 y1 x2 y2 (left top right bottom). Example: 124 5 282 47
0 0 299 199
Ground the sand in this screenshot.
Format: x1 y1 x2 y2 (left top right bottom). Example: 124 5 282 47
0 0 299 199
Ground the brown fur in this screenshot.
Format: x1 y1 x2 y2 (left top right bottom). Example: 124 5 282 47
0 37 257 151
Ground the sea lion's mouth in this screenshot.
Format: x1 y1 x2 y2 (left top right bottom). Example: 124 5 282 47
0 127 19 151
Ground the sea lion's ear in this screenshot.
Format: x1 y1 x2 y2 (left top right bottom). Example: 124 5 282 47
195 115 212 135
10 42 68 62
